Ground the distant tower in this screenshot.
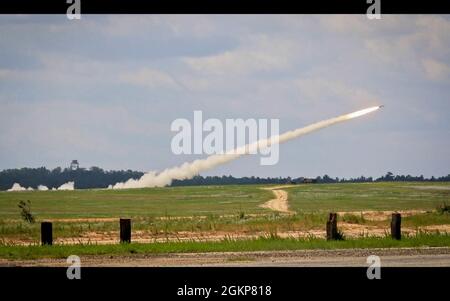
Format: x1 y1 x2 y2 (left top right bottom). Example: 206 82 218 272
70 160 79 171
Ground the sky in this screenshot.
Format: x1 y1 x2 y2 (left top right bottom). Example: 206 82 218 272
0 14 449 179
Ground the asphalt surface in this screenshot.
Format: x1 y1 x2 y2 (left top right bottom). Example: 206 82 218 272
2 247 450 267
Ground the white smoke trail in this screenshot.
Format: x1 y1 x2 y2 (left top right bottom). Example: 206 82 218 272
57 181 75 190
112 106 381 189
38 185 49 191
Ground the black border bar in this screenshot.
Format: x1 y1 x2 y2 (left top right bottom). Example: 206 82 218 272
1 267 449 294
1 0 450 14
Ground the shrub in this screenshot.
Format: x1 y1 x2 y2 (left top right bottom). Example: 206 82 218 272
336 229 346 241
17 200 35 223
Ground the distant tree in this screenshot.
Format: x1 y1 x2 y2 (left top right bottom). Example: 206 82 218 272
1 167 449 190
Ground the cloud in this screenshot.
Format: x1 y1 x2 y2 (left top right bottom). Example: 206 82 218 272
422 58 450 81
0 68 15 79
119 68 180 89
295 78 379 105
318 15 414 36
0 15 449 177
97 15 216 38
183 34 298 76
361 16 450 76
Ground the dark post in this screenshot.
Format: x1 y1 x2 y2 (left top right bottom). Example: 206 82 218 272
326 213 338 240
391 213 401 240
120 218 131 243
41 222 53 246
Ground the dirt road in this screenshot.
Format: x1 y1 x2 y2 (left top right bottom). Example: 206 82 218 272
2 247 450 267
259 185 296 213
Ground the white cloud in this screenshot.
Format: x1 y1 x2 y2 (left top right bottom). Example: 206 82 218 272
119 68 180 89
183 34 298 76
319 15 415 36
1 53 182 91
1 15 449 176
295 78 379 104
422 58 450 81
93 15 216 38
360 16 450 76
0 68 17 79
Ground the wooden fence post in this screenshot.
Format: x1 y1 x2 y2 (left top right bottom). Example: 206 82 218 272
326 213 338 240
391 213 401 240
41 222 53 246
120 218 131 243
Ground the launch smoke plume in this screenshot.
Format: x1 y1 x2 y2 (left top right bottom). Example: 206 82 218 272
7 183 33 191
112 106 381 189
7 182 73 191
38 185 49 191
57 181 75 191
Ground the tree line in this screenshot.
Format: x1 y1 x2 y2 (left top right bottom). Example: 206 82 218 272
0 167 449 190
0 167 143 190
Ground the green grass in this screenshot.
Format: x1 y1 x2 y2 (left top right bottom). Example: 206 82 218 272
287 182 450 212
0 182 449 243
0 185 273 219
1 233 449 260
0 213 327 241
3 211 448 243
403 212 450 227
1 182 449 221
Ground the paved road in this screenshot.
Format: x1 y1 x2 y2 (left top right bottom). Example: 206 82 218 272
2 247 450 267
230 253 450 267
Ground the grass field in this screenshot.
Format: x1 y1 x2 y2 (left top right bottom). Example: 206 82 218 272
1 182 449 220
287 182 450 212
1 232 449 260
0 182 449 247
0 185 273 219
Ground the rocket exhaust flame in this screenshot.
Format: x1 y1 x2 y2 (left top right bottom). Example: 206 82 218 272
112 106 382 189
346 106 381 119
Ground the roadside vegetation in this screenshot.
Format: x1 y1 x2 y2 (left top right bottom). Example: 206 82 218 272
1 232 449 260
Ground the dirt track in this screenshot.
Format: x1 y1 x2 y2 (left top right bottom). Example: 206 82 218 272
2 247 450 267
259 185 296 213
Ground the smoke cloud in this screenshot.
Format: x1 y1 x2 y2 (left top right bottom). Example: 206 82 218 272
6 182 74 191
7 183 35 191
38 185 49 191
110 106 381 189
57 181 75 190
7 183 27 191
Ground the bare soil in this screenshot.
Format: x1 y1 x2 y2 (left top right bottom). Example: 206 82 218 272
337 210 428 221
4 222 450 246
2 247 450 267
259 185 296 213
